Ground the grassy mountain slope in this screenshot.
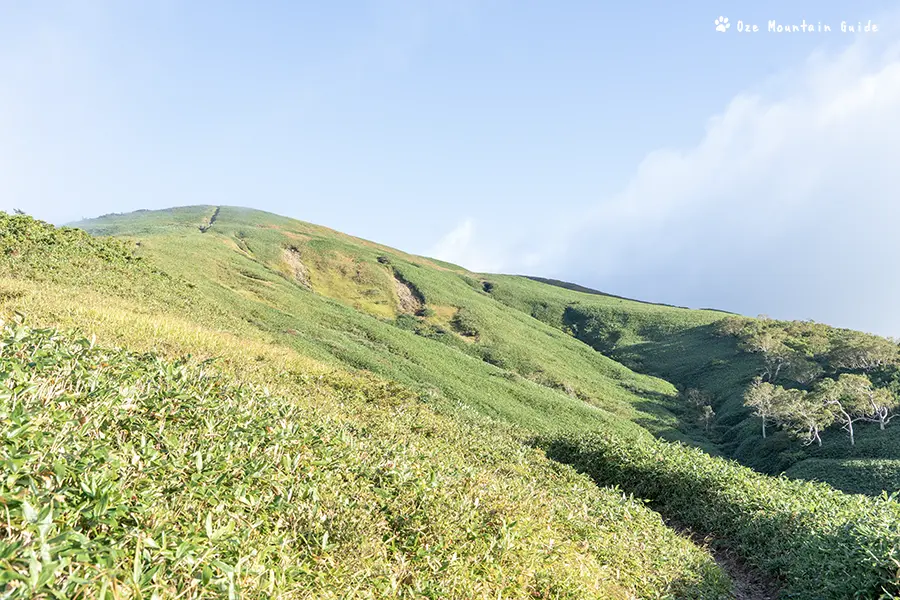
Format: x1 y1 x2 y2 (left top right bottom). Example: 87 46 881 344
68 206 697 443
483 275 900 495
0 212 730 597
3 207 900 598
64 208 900 496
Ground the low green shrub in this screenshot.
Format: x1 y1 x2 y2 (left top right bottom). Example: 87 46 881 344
449 308 479 338
393 313 420 331
0 212 135 263
787 458 900 496
542 432 900 600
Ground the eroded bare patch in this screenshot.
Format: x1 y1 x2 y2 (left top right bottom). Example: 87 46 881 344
199 207 220 233
283 246 312 289
394 276 423 314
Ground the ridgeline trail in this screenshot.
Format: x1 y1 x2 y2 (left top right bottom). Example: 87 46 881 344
198 205 220 233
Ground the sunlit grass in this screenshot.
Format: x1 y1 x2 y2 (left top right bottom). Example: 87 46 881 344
0 316 728 598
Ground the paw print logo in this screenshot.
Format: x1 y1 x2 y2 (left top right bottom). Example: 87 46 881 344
715 16 730 32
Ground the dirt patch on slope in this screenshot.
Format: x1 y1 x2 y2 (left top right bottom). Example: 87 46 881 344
714 547 780 600
282 246 311 289
199 207 220 233
394 276 423 314
669 522 781 600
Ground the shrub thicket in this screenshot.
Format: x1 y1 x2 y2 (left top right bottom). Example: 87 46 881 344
543 432 900 599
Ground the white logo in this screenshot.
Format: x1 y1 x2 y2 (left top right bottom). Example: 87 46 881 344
715 16 730 32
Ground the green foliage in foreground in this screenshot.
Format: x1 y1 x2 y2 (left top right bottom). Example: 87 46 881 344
542 432 900 600
0 318 729 599
0 213 136 267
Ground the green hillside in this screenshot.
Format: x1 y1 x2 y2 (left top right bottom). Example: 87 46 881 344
2 206 900 599
484 275 900 495
66 206 697 443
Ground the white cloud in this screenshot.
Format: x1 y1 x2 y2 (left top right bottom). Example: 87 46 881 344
430 216 566 274
562 34 900 335
431 219 499 272
433 26 900 335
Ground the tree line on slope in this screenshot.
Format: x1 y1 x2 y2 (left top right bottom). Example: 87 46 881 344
716 316 900 447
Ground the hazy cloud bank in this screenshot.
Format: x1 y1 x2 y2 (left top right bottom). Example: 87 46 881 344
433 28 900 336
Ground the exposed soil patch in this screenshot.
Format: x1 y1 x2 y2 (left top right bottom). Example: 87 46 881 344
715 547 780 600
394 274 423 314
282 246 311 289
199 207 220 233
669 522 780 600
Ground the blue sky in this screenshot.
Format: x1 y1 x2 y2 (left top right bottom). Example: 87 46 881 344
2 1 899 335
